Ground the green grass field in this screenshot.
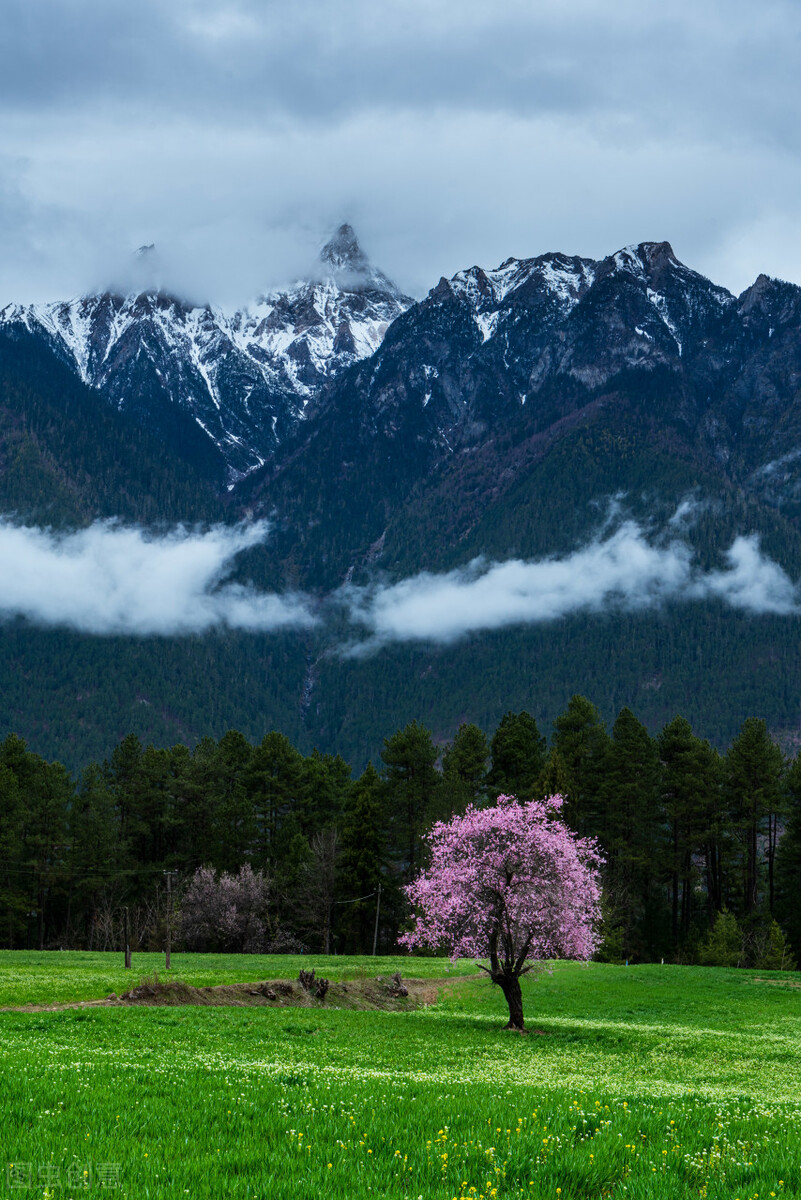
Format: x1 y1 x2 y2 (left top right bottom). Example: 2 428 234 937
0 954 799 1199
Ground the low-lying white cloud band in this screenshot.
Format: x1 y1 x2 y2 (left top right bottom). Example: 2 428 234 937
0 516 797 644
344 522 800 649
0 519 316 635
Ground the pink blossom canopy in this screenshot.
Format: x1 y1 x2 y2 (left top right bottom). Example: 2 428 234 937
400 794 602 966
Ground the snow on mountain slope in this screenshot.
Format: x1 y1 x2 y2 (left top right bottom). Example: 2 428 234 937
449 251 597 314
441 242 735 365
0 225 412 482
285 238 800 504
4 232 795 501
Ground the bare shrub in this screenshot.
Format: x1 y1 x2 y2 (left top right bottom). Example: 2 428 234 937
181 864 271 952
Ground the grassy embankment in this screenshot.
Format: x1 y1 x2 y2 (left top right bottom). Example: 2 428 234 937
0 953 799 1199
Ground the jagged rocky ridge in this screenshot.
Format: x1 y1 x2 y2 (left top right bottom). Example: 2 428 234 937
0 225 412 484
234 238 801 587
294 239 766 457
4 230 801 542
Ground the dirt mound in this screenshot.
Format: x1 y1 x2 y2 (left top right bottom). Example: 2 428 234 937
2 973 441 1013
116 973 436 1009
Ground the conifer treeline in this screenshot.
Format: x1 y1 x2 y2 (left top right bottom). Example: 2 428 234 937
1 697 800 966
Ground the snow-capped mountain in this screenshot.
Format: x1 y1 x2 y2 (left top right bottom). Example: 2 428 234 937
237 238 801 592
292 239 739 461
0 225 412 482
338 235 801 469
7 233 801 771
420 240 735 413
4 230 801 510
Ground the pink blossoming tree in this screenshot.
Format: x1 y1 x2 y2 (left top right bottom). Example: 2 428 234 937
400 794 602 1030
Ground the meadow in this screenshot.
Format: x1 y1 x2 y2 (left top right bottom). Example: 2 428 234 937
0 953 799 1199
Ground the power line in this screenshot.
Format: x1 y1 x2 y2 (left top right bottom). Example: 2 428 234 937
333 889 378 905
0 861 185 880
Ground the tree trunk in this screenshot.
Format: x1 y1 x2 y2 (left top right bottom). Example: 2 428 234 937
37 881 45 951
496 973 526 1031
768 810 777 913
671 821 679 949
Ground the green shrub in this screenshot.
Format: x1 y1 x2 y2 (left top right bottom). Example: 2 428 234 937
754 919 797 971
699 909 742 967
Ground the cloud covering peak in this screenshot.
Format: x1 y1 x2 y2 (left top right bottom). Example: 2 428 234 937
2 0 801 302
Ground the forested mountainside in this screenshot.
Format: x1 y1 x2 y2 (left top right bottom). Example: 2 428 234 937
0 329 226 526
3 234 801 768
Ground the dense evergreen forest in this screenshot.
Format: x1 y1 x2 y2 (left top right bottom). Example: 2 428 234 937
1 697 799 969
8 605 801 778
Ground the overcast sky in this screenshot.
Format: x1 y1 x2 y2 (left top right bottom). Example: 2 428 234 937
2 0 801 304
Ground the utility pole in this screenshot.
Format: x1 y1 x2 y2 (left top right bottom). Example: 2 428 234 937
123 906 131 969
163 871 176 971
372 881 382 957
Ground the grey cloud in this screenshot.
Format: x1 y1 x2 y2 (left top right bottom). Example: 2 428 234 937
341 524 800 652
2 1 801 302
0 520 315 636
5 107 801 305
1 0 798 145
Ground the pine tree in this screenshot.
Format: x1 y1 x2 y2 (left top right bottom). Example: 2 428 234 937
725 718 784 915
338 763 386 953
244 731 305 870
775 752 801 961
0 757 24 947
176 737 227 871
134 744 182 870
486 711 546 800
213 730 256 871
754 919 795 970
381 720 440 877
441 723 489 815
67 762 122 947
106 733 144 856
599 707 662 960
25 758 72 950
1 736 73 948
298 827 340 953
698 909 742 967
299 750 351 834
538 747 572 800
658 716 719 950
552 695 610 835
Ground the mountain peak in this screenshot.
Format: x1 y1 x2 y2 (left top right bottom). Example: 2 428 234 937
127 242 165 297
610 241 680 278
319 224 370 273
314 223 410 303
637 240 677 265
